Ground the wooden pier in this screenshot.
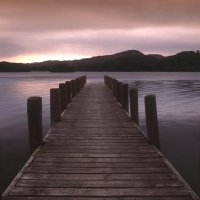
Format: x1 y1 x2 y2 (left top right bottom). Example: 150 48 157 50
2 76 199 200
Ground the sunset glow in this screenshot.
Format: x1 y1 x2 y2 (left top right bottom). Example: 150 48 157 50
0 0 200 63
12 53 88 63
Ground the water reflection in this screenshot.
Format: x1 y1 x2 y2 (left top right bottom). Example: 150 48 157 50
0 72 200 196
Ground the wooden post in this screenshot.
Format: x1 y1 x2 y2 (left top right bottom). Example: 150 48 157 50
71 80 76 98
76 78 80 93
84 75 87 85
145 95 160 149
65 81 72 105
121 83 129 112
118 81 122 103
110 77 114 93
130 88 139 125
50 88 61 126
104 76 107 85
112 79 116 96
114 79 118 98
59 83 66 113
27 96 43 153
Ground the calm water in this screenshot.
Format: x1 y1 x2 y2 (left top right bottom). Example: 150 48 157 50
0 72 200 195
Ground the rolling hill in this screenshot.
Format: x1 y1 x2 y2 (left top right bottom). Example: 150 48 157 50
0 50 200 72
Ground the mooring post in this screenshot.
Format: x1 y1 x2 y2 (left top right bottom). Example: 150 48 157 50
145 94 160 149
111 77 114 93
130 88 139 125
118 81 122 103
80 76 83 89
106 76 109 88
115 80 119 100
79 77 82 89
121 83 129 112
76 78 80 93
65 81 72 106
82 76 85 88
71 80 76 98
114 79 118 98
112 78 116 96
108 76 112 90
27 96 43 154
50 88 61 126
59 83 66 113
84 75 87 85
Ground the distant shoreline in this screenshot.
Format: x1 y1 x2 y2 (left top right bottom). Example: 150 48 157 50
1 50 200 72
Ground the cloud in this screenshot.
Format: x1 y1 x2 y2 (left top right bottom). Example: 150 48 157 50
0 39 26 58
1 27 200 62
0 0 200 32
0 0 200 62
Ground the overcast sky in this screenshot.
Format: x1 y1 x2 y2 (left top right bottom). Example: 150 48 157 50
0 0 200 63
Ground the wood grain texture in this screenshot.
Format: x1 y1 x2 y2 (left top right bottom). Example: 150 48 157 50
2 82 199 200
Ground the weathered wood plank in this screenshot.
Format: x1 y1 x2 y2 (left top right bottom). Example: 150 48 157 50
9 187 190 196
30 161 167 168
36 152 160 158
5 197 194 200
25 166 171 174
16 179 184 188
21 173 177 180
33 157 163 163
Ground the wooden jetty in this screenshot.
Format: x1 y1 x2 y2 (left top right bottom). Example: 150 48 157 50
2 75 199 200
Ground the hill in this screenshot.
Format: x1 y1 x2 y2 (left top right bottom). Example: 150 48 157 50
68 50 163 71
0 50 200 72
0 62 30 72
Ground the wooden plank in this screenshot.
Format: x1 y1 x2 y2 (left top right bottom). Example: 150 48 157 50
16 179 184 188
36 152 160 158
25 166 171 174
33 157 163 163
21 173 177 180
5 197 194 200
9 187 190 196
30 161 167 168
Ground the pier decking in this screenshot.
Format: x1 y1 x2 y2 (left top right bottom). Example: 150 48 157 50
2 81 199 200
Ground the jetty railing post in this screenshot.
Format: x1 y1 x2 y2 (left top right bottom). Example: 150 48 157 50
76 78 80 93
115 79 119 98
71 80 76 98
59 83 66 113
65 81 72 106
111 77 114 93
118 81 122 103
112 78 116 96
130 88 139 125
145 94 160 149
107 76 110 89
74 79 77 96
108 76 112 90
121 83 129 112
81 76 84 88
50 88 61 126
106 76 109 88
114 79 118 98
27 96 43 153
78 78 81 92
79 77 82 90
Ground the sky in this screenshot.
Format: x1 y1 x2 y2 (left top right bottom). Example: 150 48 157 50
0 0 200 63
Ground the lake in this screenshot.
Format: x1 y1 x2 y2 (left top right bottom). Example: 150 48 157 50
0 72 200 196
